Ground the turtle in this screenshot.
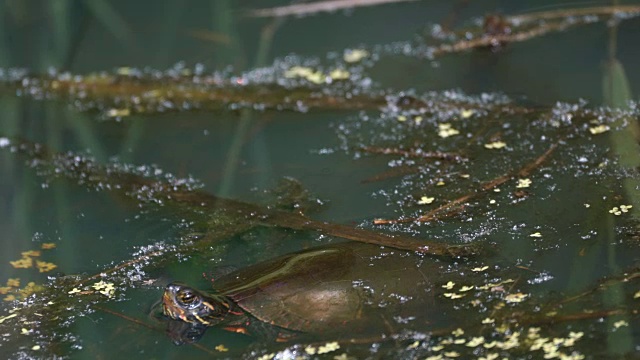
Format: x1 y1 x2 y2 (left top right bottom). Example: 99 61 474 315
162 241 445 343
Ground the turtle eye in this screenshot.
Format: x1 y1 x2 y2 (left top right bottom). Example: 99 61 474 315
177 289 200 307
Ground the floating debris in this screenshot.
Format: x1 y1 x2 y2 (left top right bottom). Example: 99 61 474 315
418 196 435 205
504 293 528 303
92 281 116 298
472 266 489 272
588 124 610 135
609 205 632 215
344 49 369 63
437 123 460 138
442 281 455 289
35 261 57 273
214 344 229 352
317 341 341 354
516 178 532 188
482 317 495 324
460 109 475 118
613 320 629 329
484 141 507 149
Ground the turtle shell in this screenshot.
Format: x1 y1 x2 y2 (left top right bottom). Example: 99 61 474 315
211 241 439 334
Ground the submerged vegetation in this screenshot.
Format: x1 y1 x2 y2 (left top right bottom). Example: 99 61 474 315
0 1 639 358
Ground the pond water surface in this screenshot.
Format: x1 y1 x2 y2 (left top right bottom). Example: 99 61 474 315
0 1 639 359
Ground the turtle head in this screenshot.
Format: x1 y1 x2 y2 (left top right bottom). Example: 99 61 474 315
162 282 232 326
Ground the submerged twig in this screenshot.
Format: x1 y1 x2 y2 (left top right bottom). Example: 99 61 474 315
359 146 466 162
374 143 558 224
1 136 477 257
559 267 640 305
96 306 218 355
247 0 418 18
430 5 640 58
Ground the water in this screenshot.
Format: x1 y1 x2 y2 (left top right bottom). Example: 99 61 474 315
0 1 639 359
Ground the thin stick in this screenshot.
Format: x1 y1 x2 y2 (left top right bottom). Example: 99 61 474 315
374 143 558 224
96 306 218 355
359 146 466 162
247 0 418 18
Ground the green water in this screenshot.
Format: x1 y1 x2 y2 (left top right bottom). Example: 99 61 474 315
0 1 639 359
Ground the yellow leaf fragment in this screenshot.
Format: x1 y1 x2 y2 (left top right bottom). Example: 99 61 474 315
214 344 228 352
10 257 33 269
443 351 460 357
479 353 499 360
613 320 629 329
451 328 464 337
482 317 495 324
92 281 116 298
36 261 57 273
530 232 542 238
505 292 528 303
344 49 369 63
426 355 443 360
32 345 41 351
284 66 314 78
436 181 445 186
21 250 40 257
609 204 632 216
414 116 423 125
41 243 56 250
459 285 474 292
329 68 350 80
443 292 465 299
256 353 275 360
7 278 20 287
516 178 532 188
484 141 506 149
418 196 435 205
489 199 496 204
333 353 352 360
106 108 131 118
317 341 340 354
0 287 10 295
305 346 317 355
466 336 485 347
461 109 475 118
305 71 325 84
588 124 610 135
438 123 460 138
407 341 420 349
68 288 81 295
472 266 489 272
634 290 640 299
568 331 583 339
0 313 17 323
442 281 455 289
483 340 498 348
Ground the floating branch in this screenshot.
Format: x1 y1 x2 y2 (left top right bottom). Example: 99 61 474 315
0 136 478 257
427 5 640 58
247 0 418 18
359 146 467 162
374 143 558 224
